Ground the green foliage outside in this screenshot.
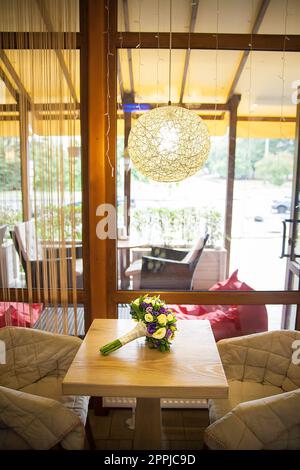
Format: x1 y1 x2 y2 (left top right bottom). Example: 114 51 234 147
0 138 21 190
0 136 82 192
0 207 22 231
132 207 222 248
117 135 294 187
255 152 293 186
0 205 82 241
205 136 294 184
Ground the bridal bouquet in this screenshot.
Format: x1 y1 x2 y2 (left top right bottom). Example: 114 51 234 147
100 295 177 355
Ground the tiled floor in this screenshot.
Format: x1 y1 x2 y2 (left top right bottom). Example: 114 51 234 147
88 408 209 450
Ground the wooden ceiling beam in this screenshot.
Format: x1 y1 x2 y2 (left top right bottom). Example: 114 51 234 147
0 66 19 102
227 0 270 99
117 51 125 102
0 102 80 112
116 101 230 110
0 51 31 106
114 32 300 51
238 115 296 122
0 32 81 49
35 0 78 105
179 0 199 104
116 112 225 121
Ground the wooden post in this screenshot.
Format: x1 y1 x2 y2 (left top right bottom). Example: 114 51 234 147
82 0 112 319
80 0 91 328
124 105 132 235
224 94 240 276
19 95 31 221
107 0 118 317
293 87 300 330
121 109 132 290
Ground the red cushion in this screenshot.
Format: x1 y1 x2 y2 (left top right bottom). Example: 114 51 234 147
168 269 268 341
0 302 43 328
209 269 253 292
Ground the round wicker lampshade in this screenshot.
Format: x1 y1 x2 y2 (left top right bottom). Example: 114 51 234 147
128 105 211 182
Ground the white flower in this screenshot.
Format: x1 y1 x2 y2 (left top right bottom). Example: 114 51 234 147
167 313 174 322
144 313 153 322
157 313 167 326
152 327 166 339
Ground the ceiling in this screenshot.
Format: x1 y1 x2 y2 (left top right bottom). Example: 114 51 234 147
117 0 300 138
0 0 299 138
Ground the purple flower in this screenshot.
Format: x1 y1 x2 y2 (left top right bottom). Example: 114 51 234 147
146 306 153 314
159 307 166 314
147 323 157 335
166 328 172 339
141 302 149 309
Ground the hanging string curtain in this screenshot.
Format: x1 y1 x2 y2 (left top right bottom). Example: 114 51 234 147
0 0 81 335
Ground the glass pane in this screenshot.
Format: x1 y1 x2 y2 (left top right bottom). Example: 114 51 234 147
230 137 294 290
0 301 85 335
117 125 227 290
0 125 22 289
34 303 85 335
116 49 299 292
0 50 82 292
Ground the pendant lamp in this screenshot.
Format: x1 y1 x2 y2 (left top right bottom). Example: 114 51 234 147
127 0 211 182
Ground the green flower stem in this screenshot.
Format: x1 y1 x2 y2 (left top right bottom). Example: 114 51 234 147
100 339 122 356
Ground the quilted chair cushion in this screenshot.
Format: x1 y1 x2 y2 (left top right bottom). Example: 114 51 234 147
208 380 282 423
0 326 82 390
0 327 89 450
205 330 300 450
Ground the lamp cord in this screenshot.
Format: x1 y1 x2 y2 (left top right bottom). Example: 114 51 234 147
168 0 172 105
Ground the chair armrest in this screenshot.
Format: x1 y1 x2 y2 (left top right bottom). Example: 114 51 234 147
204 389 300 450
0 385 84 450
150 246 188 261
36 330 82 374
42 243 82 259
47 332 82 374
13 328 81 376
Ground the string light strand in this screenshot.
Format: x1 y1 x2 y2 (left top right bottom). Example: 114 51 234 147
105 0 114 178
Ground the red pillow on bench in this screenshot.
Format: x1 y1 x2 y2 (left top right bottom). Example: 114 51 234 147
0 302 43 328
168 270 268 341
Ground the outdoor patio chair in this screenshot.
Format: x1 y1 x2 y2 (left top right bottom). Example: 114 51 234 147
125 233 209 290
11 220 83 289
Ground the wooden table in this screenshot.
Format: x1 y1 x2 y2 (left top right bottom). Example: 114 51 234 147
117 239 146 289
62 319 228 449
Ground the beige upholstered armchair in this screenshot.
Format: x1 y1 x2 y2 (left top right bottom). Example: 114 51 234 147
0 327 90 450
204 330 300 450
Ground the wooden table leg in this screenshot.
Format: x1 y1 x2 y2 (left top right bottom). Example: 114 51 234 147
119 248 130 289
133 398 161 450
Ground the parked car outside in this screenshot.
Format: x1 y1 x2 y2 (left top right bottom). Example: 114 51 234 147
271 196 291 214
